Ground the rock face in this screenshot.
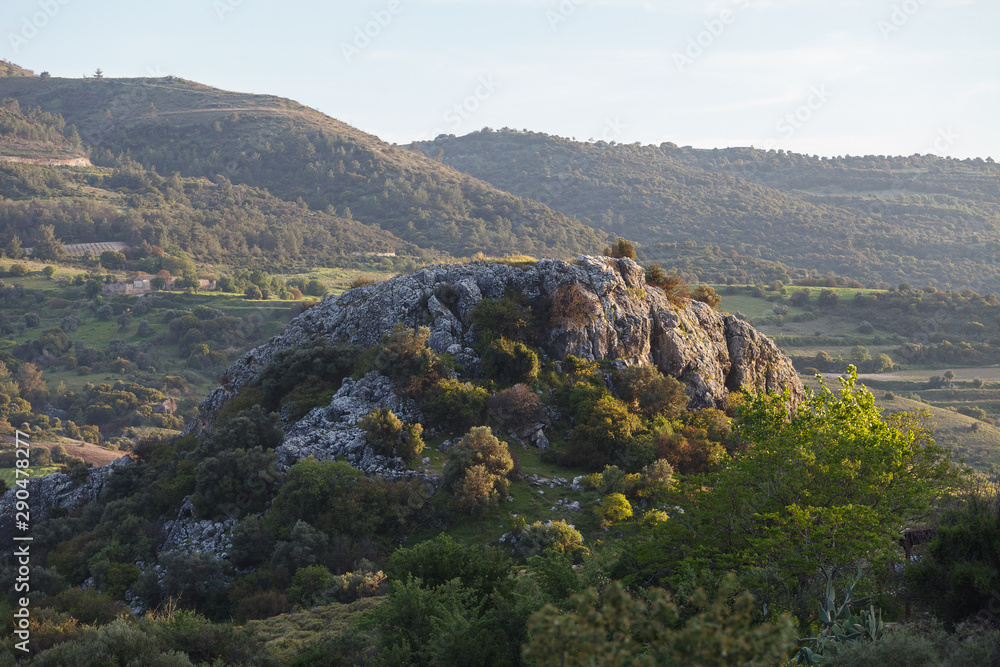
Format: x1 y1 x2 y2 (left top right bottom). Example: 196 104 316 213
160 497 236 557
0 456 132 546
196 255 803 443
276 371 426 476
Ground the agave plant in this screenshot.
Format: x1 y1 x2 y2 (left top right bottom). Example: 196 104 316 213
796 566 886 665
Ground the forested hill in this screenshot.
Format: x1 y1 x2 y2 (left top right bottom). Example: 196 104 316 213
0 74 606 258
0 96 412 266
413 129 1000 291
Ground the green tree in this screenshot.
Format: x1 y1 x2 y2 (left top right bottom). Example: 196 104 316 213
690 284 721 308
567 394 648 470
480 337 540 385
604 237 637 260
443 426 514 513
615 364 687 418
33 224 65 261
906 480 1000 627
597 492 633 528
6 234 23 259
100 250 127 270
359 407 404 458
693 369 955 584
244 284 263 300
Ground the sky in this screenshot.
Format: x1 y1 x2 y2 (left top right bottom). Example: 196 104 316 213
2 0 998 159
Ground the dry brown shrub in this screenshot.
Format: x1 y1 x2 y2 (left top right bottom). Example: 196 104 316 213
487 383 546 431
550 283 596 327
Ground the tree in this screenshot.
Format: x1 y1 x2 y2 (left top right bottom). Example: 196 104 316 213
6 234 23 259
615 364 687 418
518 520 586 559
42 265 56 278
597 492 633 528
645 265 689 305
244 284 263 300
690 284 721 309
789 290 810 307
481 337 540 385
116 310 133 331
817 289 839 308
94 68 104 79
906 480 1000 626
33 225 65 261
567 395 648 470
100 250 127 270
604 237 637 260
717 369 955 582
443 426 514 513
359 407 424 462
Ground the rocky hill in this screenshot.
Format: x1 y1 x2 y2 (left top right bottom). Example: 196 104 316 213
198 256 803 459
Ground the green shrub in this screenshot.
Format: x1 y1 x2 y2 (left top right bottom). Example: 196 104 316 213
288 565 336 607
567 395 649 471
229 516 276 569
690 284 721 308
190 446 281 520
258 338 359 412
386 534 511 599
364 324 449 395
424 378 487 432
471 292 535 345
29 620 194 667
597 493 633 528
360 407 404 458
906 483 1000 627
518 520 586 559
615 364 688 418
604 237 636 259
442 426 514 514
481 337 540 385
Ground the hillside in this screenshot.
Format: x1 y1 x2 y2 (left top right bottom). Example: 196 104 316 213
0 60 35 78
413 130 1000 291
0 97 86 161
0 74 607 258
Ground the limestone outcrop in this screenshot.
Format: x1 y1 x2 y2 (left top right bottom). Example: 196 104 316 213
195 255 803 456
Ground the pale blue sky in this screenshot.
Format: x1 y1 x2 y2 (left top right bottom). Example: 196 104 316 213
3 0 997 158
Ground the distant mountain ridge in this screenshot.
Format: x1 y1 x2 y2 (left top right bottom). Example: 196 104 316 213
414 130 1000 291
0 73 607 258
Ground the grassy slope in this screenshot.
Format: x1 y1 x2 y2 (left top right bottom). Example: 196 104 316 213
879 394 1000 470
